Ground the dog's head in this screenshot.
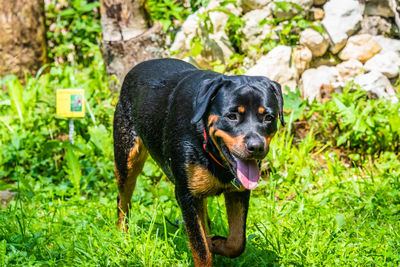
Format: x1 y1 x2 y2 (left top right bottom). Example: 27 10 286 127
191 75 284 190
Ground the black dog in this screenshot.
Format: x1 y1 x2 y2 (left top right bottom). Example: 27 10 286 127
113 58 284 266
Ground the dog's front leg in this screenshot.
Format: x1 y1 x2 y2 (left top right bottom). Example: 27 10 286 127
175 187 212 267
209 190 250 258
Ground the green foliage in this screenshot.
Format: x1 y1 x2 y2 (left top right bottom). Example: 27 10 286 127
258 1 325 52
306 83 400 156
0 240 5 267
283 86 306 124
65 144 82 196
148 0 190 31
46 0 101 65
0 50 115 198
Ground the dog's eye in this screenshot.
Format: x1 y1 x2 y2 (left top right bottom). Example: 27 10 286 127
227 113 239 121
263 115 274 122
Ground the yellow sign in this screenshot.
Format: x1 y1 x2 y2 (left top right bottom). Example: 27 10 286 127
56 89 85 118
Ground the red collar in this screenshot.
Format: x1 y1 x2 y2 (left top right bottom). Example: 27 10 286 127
202 126 226 168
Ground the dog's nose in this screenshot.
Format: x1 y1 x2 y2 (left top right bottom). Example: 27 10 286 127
245 134 265 157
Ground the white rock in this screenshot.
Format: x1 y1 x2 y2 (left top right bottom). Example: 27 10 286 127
354 71 398 102
292 45 312 75
364 0 395 17
196 32 234 67
301 65 340 102
313 0 327 6
360 16 392 35
169 2 237 67
246 45 298 92
273 0 314 19
364 51 400 78
336 59 363 82
242 0 272 12
322 0 364 53
339 34 381 63
208 2 242 32
373 35 400 55
241 8 273 53
300 28 329 57
170 11 202 52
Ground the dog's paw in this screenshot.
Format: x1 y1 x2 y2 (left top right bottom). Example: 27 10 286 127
207 235 244 258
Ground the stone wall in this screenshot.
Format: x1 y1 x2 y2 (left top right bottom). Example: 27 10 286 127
170 0 400 103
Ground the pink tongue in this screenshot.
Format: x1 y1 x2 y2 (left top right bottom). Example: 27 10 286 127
236 159 260 190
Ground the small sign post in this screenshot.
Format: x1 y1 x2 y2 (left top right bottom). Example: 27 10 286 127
56 89 85 144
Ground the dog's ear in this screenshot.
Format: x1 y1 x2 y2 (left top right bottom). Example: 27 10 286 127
270 80 285 126
191 76 223 124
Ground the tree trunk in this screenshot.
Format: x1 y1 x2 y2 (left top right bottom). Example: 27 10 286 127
100 0 165 89
0 0 48 81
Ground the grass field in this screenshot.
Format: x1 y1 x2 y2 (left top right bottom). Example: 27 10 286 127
1 121 400 266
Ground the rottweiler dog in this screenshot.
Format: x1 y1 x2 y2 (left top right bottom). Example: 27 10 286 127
113 58 284 266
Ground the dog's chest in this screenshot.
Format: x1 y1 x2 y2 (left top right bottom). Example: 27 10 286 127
185 164 245 197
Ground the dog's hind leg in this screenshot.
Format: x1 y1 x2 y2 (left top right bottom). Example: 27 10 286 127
114 101 148 231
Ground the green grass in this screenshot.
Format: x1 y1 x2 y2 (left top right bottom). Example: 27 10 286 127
1 123 400 265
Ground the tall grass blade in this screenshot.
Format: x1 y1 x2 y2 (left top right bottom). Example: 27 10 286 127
4 75 25 123
65 144 82 195
0 240 6 267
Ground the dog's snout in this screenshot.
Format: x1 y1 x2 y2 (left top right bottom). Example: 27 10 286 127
245 134 265 157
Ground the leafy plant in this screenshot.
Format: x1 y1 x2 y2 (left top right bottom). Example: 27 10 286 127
45 0 101 65
306 83 400 156
259 1 325 51
148 0 190 31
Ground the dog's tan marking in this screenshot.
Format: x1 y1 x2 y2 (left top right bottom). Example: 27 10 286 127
238 106 245 113
207 114 218 126
208 126 248 162
186 164 244 197
264 132 276 147
186 213 212 267
117 137 148 231
258 107 265 114
195 198 210 234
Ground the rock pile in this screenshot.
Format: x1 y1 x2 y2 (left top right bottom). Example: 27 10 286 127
171 0 400 102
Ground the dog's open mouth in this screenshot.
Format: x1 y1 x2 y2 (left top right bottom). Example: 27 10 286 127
220 143 260 190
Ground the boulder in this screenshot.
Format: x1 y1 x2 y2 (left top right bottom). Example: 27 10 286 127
169 0 241 67
364 51 400 78
170 10 203 52
310 7 325 21
241 7 273 52
273 0 314 19
364 0 395 17
313 0 327 6
322 0 364 54
300 28 329 57
292 45 312 75
310 54 340 68
301 65 340 102
339 34 381 63
246 45 299 92
359 16 392 35
373 35 400 55
195 32 235 67
336 59 363 82
242 0 272 12
354 71 398 102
